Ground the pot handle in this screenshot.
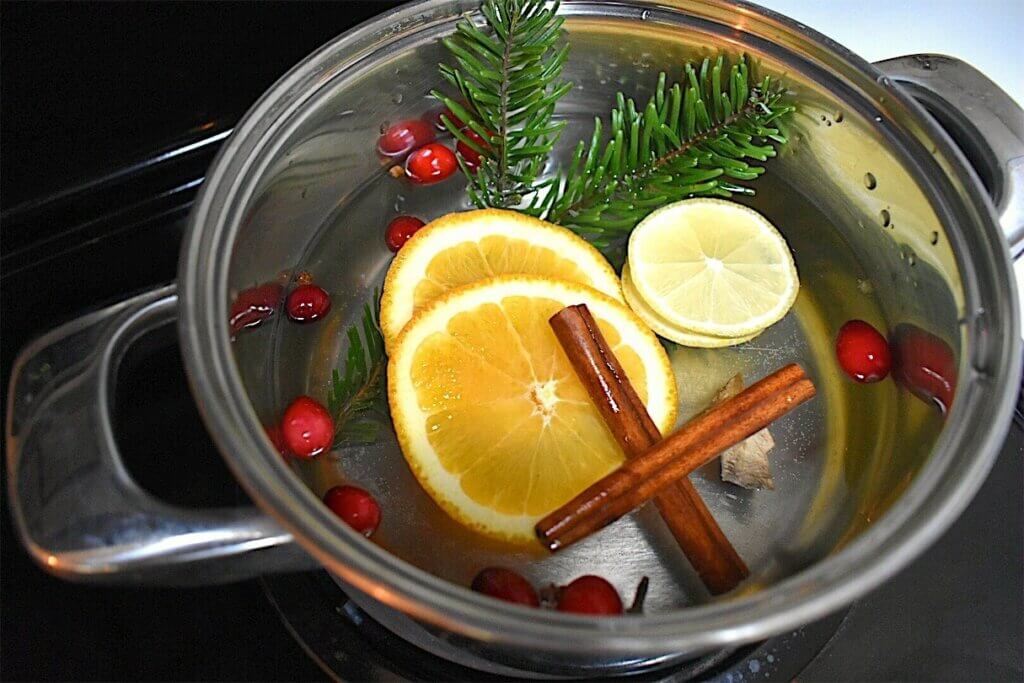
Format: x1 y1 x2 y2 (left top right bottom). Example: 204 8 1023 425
875 56 1024 426
874 54 1024 258
5 285 317 585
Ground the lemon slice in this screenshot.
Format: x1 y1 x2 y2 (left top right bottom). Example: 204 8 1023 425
387 275 677 543
627 199 798 338
380 209 622 349
621 263 757 348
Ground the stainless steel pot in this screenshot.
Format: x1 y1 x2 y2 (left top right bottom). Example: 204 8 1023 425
7 0 1023 673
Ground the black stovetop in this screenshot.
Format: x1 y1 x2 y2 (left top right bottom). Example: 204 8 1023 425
1 3 1021 681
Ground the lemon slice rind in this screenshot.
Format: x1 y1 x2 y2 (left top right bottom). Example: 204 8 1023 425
627 198 798 338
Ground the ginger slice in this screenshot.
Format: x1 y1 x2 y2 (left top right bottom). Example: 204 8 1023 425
713 374 776 490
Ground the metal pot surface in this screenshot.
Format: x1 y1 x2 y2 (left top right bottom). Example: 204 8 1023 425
7 0 1023 674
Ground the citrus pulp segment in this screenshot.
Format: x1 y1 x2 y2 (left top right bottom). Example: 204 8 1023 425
380 209 622 349
627 199 799 338
387 276 677 544
621 264 758 348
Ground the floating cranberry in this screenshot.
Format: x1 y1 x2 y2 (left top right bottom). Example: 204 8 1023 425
323 485 381 537
378 119 436 158
471 568 540 607
286 284 332 323
891 323 957 414
405 143 458 184
426 105 465 131
836 319 891 383
456 129 489 172
385 215 426 252
229 282 283 336
281 396 334 458
557 576 623 615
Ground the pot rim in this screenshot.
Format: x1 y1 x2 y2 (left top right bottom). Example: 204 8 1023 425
179 0 1022 654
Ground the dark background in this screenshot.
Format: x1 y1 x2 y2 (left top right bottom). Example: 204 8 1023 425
1 3 399 680
2 2 393 210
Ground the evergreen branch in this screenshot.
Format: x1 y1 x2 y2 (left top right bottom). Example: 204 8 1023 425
432 0 571 209
326 292 388 447
542 56 795 248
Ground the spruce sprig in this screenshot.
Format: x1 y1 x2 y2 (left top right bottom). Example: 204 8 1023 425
325 293 388 447
540 56 794 248
432 0 571 209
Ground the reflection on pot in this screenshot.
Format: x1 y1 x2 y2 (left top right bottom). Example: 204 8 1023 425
229 282 283 337
891 323 957 415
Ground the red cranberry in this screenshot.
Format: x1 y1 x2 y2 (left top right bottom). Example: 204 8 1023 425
836 320 891 383
323 485 381 537
286 284 332 323
892 323 957 414
229 282 282 336
378 119 436 158
456 129 489 171
557 576 623 615
426 105 465 131
281 396 334 458
405 143 458 184
470 568 540 607
385 215 426 252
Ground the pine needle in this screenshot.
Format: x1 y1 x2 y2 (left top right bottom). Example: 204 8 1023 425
325 291 388 447
541 56 794 248
432 0 571 209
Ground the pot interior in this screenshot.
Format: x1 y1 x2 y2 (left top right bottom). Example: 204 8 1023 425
224 3 965 616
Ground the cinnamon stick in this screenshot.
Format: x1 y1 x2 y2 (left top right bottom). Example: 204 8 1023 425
536 335 815 553
548 304 748 594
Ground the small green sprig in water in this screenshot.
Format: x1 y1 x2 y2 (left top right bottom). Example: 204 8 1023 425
326 294 388 447
432 0 572 209
539 56 795 248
